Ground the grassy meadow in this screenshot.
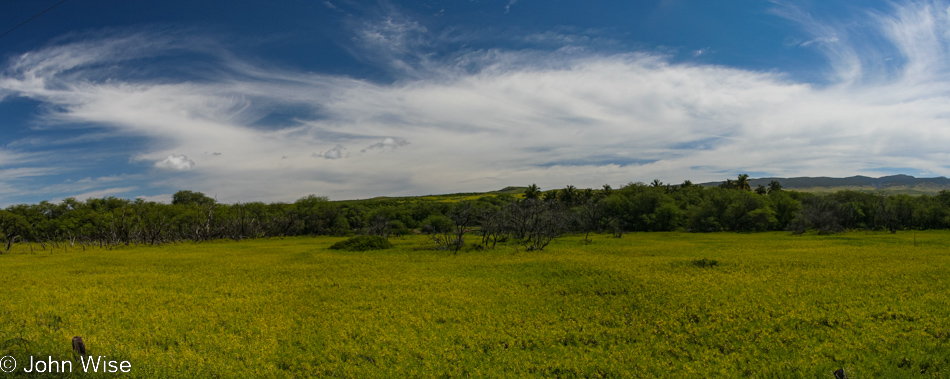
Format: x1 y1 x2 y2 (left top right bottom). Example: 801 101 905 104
1 232 949 377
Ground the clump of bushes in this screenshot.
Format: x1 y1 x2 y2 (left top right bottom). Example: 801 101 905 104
692 258 719 268
329 235 392 251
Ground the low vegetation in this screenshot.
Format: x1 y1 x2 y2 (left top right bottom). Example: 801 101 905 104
691 257 719 268
328 235 392 251
0 232 947 377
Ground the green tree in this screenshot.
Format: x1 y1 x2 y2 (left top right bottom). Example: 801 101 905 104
524 184 541 200
768 180 782 193
721 190 775 231
768 190 801 230
736 174 751 191
576 195 606 243
0 210 29 252
294 195 346 236
172 190 215 206
559 185 578 206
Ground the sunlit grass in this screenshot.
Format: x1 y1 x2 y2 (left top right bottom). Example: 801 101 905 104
1 231 948 377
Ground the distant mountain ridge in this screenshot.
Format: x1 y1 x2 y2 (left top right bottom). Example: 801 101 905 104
700 174 950 194
352 175 950 202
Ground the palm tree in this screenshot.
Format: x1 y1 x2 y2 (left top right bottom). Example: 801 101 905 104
768 180 782 193
736 174 751 191
581 188 594 202
524 184 541 199
560 185 578 206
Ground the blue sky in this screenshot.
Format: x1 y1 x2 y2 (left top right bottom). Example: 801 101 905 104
0 0 948 204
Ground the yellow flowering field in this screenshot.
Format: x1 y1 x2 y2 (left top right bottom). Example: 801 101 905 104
0 232 948 377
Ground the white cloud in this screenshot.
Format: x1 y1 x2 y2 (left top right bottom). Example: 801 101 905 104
316 144 347 159
3 2 950 202
155 154 196 170
75 175 133 184
361 137 409 153
0 167 56 178
799 36 839 47
59 186 139 202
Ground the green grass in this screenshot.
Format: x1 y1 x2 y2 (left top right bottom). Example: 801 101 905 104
1 232 949 377
788 185 949 195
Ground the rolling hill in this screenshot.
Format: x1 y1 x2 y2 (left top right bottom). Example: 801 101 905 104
701 174 950 195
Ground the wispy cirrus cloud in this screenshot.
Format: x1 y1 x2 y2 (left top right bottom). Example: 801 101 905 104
505 0 519 14
350 10 434 78
2 1 950 204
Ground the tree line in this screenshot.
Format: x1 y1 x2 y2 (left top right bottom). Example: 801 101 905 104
2 175 950 252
